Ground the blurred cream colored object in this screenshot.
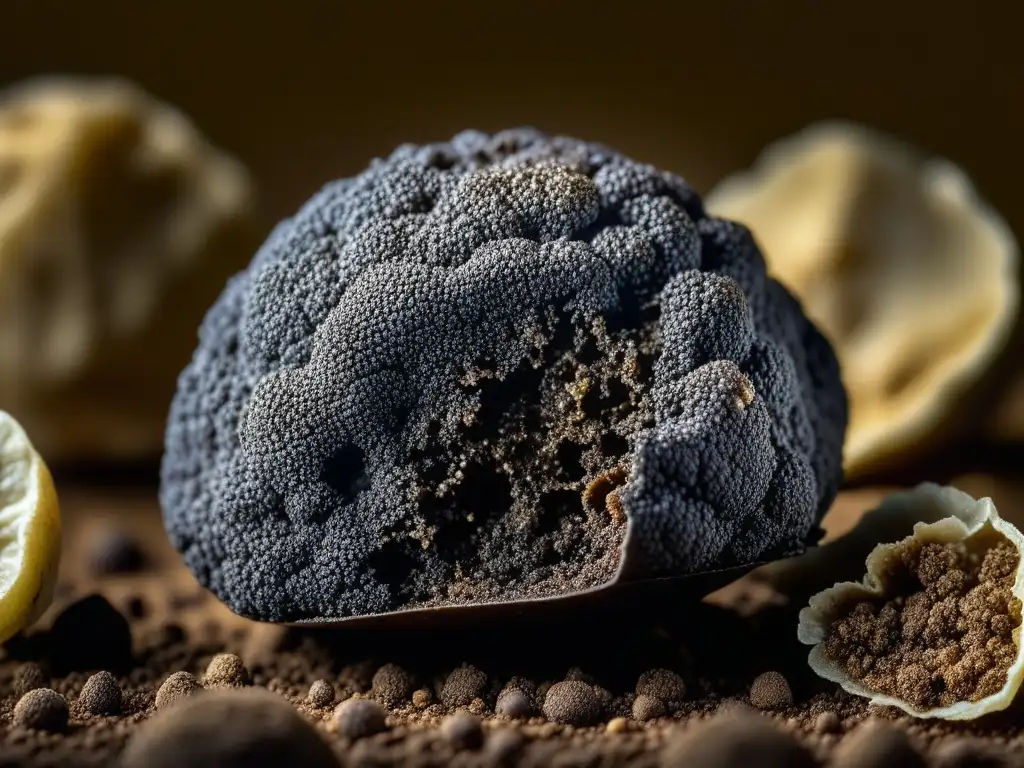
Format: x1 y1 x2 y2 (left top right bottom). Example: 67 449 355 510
707 123 1019 480
0 77 258 461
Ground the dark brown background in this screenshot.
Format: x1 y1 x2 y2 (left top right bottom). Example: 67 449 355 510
3 1 1019 239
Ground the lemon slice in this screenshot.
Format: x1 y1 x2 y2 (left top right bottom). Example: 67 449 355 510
0 410 61 644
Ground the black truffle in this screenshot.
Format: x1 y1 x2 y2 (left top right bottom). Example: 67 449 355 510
13 689 69 732
333 698 388 740
542 680 603 727
121 688 340 768
161 128 847 623
79 671 123 716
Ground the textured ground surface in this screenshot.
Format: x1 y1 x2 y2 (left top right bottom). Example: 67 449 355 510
3 473 1024 766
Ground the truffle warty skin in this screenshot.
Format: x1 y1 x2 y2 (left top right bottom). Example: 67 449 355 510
161 128 847 623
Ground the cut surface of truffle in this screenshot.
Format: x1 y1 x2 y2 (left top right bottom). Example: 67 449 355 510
707 122 1019 480
799 484 1024 719
161 128 847 623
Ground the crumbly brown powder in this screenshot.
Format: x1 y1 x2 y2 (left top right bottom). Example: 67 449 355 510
824 537 1022 709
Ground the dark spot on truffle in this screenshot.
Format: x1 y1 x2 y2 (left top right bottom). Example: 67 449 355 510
333 698 388 740
661 710 816 768
635 668 687 705
49 594 132 674
203 653 250 688
441 664 488 709
831 719 926 768
632 693 667 722
542 680 603 726
79 671 122 716
749 671 793 710
13 689 69 733
156 671 203 710
12 662 48 697
88 527 147 575
441 711 484 750
307 679 335 708
121 688 340 768
371 663 414 708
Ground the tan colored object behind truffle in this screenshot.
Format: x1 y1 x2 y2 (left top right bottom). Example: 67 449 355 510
0 77 259 461
798 484 1024 720
707 123 1019 480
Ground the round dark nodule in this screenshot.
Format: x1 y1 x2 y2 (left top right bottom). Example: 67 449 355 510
48 594 133 674
543 680 603 727
121 687 340 768
441 711 484 750
661 711 816 768
79 671 123 716
635 668 687 705
13 688 69 733
495 689 532 719
749 670 793 710
307 679 335 708
88 527 147 575
203 653 250 688
12 662 48 698
441 664 488 709
371 663 414 708
831 719 926 768
333 698 388 740
156 671 203 710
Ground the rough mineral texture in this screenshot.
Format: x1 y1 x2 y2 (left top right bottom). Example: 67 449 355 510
161 128 847 622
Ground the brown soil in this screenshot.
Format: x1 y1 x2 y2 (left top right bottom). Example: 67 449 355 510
4 481 1024 767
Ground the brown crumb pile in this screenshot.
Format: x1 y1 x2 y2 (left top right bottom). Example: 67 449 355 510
825 537 1023 709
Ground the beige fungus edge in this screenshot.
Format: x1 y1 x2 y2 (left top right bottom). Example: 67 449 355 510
797 483 1024 720
706 122 1021 478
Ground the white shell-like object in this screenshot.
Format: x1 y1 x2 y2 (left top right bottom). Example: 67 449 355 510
707 123 1019 479
797 483 1024 720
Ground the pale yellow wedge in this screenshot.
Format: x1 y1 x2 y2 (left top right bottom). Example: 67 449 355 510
0 410 61 644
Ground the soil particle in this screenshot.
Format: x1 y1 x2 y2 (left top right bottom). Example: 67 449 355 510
13 689 69 733
542 680 603 726
441 711 485 750
88 527 147 575
203 653 250 688
632 693 667 721
749 671 794 710
832 719 926 768
78 671 123 716
155 671 203 710
372 662 414 708
307 679 335 708
333 698 388 740
47 594 133 674
120 687 341 768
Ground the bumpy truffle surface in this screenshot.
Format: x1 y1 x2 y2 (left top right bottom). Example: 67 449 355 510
161 128 847 622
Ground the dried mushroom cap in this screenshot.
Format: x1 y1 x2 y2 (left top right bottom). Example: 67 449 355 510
707 123 1019 479
798 483 1024 720
0 76 258 461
